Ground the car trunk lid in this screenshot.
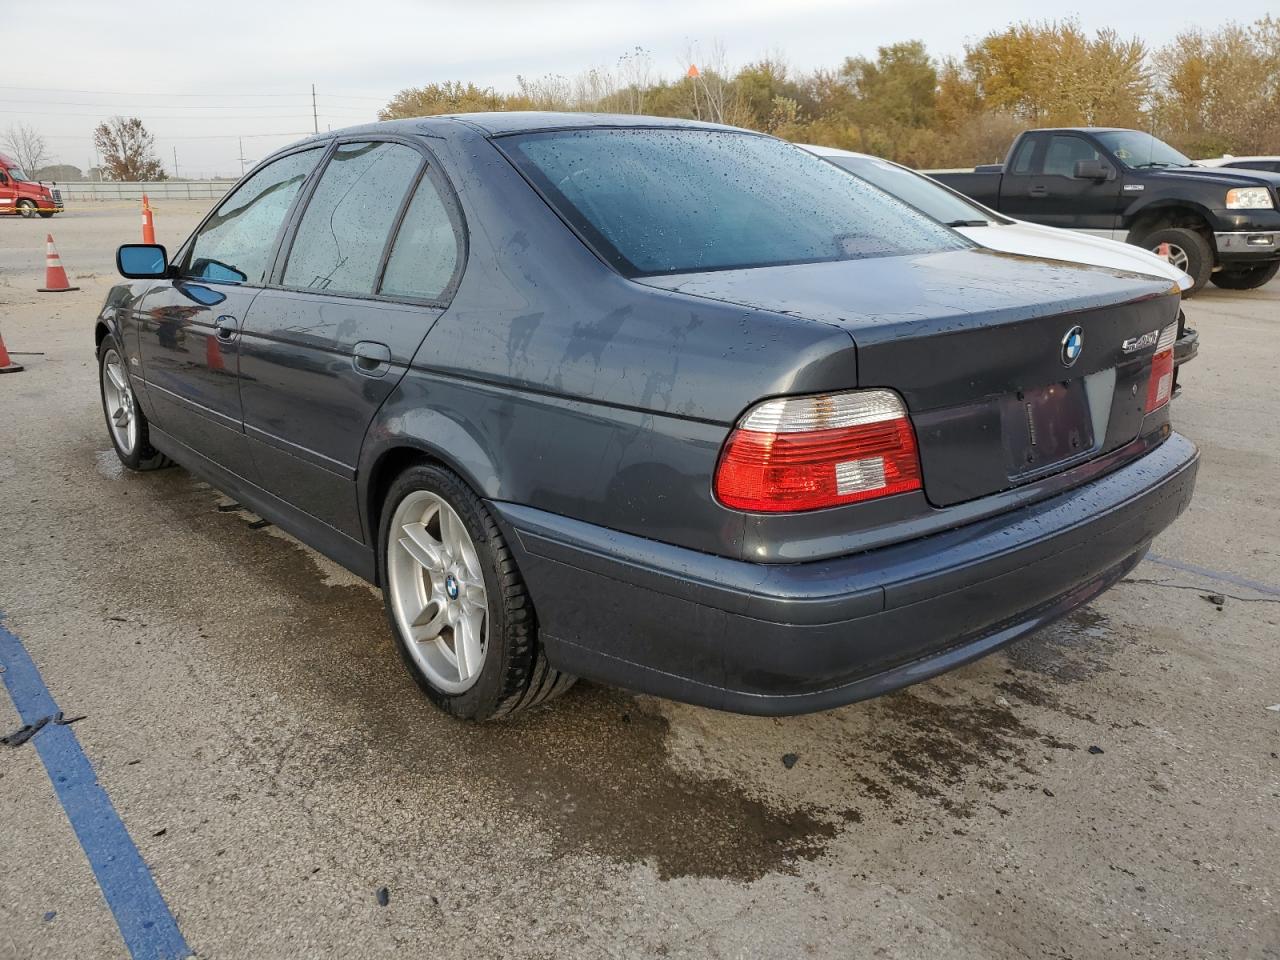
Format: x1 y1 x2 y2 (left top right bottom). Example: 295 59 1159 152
638 248 1180 506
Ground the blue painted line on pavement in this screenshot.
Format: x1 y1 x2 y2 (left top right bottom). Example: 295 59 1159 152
0 614 192 960
1145 553 1280 598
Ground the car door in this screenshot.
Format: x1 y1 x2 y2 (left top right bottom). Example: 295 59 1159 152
135 147 323 476
238 139 463 541
1002 133 1122 233
990 133 1045 222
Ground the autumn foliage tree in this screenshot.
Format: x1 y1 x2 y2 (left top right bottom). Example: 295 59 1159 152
93 116 167 181
378 16 1280 168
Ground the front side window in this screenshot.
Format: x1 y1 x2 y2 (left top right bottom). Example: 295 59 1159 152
283 142 422 296
1043 136 1104 178
380 174 460 301
187 148 321 284
501 128 965 277
7 167 30 181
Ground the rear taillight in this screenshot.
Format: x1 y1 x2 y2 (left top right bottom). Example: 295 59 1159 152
714 389 922 512
1145 323 1178 413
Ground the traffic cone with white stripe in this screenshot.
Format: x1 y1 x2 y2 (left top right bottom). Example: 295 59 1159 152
0 326 23 374
142 194 156 244
37 234 79 293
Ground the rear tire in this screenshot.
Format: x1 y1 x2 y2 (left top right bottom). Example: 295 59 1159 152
1141 227 1212 296
98 336 172 471
378 463 575 721
1210 261 1279 290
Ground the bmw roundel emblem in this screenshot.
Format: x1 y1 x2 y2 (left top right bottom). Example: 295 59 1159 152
1061 325 1084 367
444 574 459 600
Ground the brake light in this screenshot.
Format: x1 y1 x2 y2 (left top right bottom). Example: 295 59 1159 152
1144 323 1178 413
714 389 922 512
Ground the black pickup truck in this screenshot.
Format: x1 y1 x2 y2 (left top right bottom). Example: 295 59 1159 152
933 128 1280 294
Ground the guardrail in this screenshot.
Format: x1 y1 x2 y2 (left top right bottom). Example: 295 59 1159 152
54 181 237 202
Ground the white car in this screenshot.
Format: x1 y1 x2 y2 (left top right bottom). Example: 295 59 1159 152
801 144 1194 293
801 144 1198 382
1197 155 1280 174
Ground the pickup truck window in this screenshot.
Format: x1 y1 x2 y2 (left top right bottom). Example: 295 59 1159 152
1044 136 1104 177
1095 131 1192 169
1010 137 1038 174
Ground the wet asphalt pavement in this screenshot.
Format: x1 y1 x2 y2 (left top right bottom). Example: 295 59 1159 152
0 203 1277 959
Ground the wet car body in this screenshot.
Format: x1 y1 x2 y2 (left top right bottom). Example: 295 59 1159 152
96 113 1198 715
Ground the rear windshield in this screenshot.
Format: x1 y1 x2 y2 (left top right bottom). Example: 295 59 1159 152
500 128 966 277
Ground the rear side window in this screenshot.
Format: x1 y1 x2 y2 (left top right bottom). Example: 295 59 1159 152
283 142 422 295
379 174 460 301
501 128 964 277
187 148 321 284
1043 136 1103 177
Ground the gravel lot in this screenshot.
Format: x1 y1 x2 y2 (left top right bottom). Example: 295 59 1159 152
1 202 1277 960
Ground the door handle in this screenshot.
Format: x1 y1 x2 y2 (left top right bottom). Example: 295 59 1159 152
352 340 391 378
213 315 240 342
1029 185 1049 198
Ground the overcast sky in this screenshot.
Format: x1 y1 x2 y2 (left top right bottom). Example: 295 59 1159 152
3 0 1273 178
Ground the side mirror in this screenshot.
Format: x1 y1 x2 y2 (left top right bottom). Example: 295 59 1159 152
117 244 169 279
1073 159 1111 181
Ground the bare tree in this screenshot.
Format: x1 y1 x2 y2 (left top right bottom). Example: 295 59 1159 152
92 116 166 181
2 123 51 174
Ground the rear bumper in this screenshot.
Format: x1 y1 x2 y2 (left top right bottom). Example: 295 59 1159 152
494 432 1199 715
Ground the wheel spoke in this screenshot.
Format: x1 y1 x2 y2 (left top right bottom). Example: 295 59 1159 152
454 607 485 681
463 581 486 608
408 600 448 640
398 522 446 572
106 363 127 392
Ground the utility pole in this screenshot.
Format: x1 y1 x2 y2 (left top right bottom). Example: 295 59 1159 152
173 146 179 179
312 84 319 134
238 138 246 176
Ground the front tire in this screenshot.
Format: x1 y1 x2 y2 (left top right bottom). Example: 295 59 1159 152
1142 227 1212 296
38 210 55 219
16 199 36 218
98 338 170 471
1210 261 1279 290
378 463 575 721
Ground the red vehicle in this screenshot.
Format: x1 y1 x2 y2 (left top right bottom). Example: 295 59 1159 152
0 153 63 218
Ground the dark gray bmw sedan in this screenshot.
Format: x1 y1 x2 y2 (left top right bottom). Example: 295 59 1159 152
97 113 1198 720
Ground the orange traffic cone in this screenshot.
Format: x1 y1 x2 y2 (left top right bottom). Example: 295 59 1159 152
0 326 23 374
37 234 79 293
142 194 156 245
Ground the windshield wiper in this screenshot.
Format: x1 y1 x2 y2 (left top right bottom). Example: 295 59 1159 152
1132 162 1177 169
945 219 991 227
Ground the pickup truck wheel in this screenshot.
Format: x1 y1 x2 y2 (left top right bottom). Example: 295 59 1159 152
1142 227 1212 296
1210 261 1279 290
16 199 36 218
379 463 576 721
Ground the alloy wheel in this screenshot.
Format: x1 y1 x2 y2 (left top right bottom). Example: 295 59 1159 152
1154 242 1189 272
101 347 138 454
386 490 489 694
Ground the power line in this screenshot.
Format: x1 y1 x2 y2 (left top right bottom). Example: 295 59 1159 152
0 83 391 101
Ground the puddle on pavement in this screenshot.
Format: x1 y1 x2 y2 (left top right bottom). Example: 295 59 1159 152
104 476 1127 880
197 503 837 883
1003 607 1116 682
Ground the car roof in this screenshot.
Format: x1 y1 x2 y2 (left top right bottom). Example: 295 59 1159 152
294 111 746 143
